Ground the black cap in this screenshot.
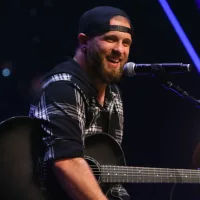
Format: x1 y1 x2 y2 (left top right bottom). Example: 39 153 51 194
78 6 133 37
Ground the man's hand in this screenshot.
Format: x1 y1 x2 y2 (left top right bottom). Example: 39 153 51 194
53 157 108 200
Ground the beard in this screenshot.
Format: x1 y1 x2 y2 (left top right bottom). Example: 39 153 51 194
85 40 126 84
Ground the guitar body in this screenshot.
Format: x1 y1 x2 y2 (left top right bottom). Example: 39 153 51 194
1 116 200 200
84 133 126 194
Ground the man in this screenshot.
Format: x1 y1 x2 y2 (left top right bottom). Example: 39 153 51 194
29 5 133 200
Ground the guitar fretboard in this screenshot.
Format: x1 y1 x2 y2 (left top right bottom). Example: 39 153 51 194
100 165 200 183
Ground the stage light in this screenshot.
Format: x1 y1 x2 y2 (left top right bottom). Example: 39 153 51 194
158 0 200 72
2 68 11 77
195 0 200 10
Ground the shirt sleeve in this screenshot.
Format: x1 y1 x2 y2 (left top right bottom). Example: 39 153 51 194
31 80 86 161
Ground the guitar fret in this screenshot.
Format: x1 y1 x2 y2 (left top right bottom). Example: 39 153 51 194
126 166 128 183
182 169 183 183
199 169 200 183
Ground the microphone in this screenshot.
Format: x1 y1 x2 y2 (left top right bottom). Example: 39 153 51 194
123 62 192 77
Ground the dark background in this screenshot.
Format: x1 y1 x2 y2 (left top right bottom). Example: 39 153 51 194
1 0 200 199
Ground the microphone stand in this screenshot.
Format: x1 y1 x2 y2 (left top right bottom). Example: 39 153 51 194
162 81 200 108
151 65 200 109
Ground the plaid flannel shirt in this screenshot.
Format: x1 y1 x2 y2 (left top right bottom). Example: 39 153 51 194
29 59 130 200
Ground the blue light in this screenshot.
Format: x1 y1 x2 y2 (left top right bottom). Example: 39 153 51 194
158 0 200 72
2 68 11 77
195 0 200 10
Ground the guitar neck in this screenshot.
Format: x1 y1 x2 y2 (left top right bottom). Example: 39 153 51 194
101 165 200 184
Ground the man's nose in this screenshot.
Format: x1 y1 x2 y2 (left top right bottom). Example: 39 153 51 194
113 42 125 54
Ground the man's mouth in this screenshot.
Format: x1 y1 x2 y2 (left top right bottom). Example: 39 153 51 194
107 58 120 64
106 57 122 68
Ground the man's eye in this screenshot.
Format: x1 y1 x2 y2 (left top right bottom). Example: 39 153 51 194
123 42 131 47
106 38 114 42
123 40 132 47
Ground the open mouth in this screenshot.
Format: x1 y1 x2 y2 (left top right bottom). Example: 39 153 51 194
107 58 120 63
106 58 120 67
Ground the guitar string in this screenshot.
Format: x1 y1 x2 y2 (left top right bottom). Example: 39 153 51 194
89 165 200 172
90 172 200 176
90 171 200 175
91 173 200 177
90 172 200 177
88 166 200 176
89 171 200 181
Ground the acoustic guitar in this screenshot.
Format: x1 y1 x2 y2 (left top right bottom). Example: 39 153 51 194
0 116 199 199
84 133 200 193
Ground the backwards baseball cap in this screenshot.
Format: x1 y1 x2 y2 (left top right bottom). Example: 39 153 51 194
78 6 133 37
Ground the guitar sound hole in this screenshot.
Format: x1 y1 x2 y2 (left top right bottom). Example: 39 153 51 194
85 156 101 182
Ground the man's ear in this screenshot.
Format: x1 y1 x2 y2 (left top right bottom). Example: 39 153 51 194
78 33 89 45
